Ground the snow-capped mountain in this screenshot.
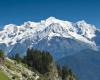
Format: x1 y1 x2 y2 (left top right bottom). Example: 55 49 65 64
0 17 100 59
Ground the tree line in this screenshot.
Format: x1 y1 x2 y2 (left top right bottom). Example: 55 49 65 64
0 49 77 80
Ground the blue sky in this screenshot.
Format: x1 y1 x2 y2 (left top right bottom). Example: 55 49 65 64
0 0 100 28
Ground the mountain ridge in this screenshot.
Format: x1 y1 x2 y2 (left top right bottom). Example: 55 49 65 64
0 17 100 59
58 49 100 80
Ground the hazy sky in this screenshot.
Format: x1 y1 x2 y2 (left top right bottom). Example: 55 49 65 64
0 0 100 28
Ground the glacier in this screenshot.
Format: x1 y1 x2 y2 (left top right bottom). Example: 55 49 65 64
0 17 100 60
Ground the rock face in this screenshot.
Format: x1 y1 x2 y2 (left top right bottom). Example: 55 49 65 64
58 49 100 80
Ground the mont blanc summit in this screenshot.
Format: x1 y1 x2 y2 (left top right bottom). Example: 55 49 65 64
0 17 99 59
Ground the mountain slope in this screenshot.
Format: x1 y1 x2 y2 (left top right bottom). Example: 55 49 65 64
0 58 39 80
0 70 10 80
58 49 100 80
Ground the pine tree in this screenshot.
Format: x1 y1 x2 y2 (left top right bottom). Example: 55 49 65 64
25 48 53 74
62 66 69 80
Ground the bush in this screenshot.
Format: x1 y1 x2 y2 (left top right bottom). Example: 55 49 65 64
0 50 4 58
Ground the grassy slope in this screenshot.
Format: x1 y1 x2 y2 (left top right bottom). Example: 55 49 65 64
0 70 10 80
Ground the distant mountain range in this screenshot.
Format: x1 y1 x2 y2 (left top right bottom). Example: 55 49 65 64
0 17 100 80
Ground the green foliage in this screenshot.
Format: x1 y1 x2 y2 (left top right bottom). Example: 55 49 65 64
62 66 69 79
25 48 53 74
8 48 77 80
0 49 4 58
0 70 10 80
57 64 76 80
4 59 16 71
